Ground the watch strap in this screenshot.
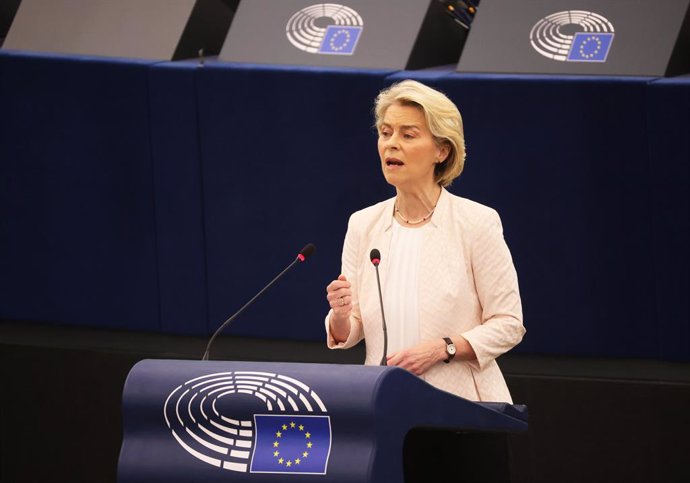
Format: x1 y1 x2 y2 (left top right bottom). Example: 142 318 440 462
443 336 455 363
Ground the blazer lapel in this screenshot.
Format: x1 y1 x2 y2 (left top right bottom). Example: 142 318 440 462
418 189 459 338
359 198 395 334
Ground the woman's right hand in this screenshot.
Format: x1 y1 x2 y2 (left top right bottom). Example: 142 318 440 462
326 274 352 319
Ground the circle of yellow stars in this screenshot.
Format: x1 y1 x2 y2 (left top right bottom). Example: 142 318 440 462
328 29 351 52
579 36 602 59
272 421 314 468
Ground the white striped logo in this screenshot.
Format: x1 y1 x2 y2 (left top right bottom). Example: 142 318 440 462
530 11 615 62
286 3 364 55
163 371 329 472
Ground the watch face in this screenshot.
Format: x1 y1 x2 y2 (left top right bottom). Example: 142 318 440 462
447 344 457 355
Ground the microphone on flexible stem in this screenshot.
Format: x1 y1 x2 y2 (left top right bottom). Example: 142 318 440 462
370 248 388 366
201 243 316 361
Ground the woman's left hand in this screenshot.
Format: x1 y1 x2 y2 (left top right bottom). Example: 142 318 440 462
386 339 446 376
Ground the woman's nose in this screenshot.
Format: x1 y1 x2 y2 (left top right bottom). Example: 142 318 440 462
384 132 400 149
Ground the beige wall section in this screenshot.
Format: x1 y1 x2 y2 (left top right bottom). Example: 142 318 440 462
3 0 196 60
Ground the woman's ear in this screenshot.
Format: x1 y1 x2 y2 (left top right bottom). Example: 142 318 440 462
437 142 451 163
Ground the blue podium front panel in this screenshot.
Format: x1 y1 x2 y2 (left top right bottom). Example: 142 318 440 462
118 360 527 483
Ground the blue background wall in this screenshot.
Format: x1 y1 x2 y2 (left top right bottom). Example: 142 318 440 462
1 50 687 361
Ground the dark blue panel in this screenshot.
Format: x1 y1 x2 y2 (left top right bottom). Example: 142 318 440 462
0 51 159 331
647 76 690 361
386 72 659 358
196 63 395 340
0 50 687 361
119 360 526 482
148 60 208 335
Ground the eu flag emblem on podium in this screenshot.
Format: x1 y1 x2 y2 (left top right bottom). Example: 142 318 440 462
567 33 614 62
250 415 332 474
318 25 363 55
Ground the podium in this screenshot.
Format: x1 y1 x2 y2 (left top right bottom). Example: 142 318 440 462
117 360 528 482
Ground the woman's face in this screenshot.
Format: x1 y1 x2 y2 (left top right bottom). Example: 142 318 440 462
377 103 448 191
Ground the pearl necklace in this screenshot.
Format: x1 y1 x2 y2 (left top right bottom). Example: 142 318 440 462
394 202 436 225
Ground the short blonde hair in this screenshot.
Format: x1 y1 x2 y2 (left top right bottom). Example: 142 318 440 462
374 80 466 187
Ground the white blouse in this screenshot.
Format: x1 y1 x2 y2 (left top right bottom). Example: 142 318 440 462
383 220 429 355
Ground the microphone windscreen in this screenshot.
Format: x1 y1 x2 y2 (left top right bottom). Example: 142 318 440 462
299 243 316 261
370 248 381 266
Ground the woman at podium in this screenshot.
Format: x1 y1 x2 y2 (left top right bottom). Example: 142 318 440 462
325 80 525 403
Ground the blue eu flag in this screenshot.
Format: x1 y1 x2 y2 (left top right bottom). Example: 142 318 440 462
250 415 332 474
318 25 363 55
567 33 614 62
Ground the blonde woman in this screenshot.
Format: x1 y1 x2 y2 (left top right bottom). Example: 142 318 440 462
325 80 525 403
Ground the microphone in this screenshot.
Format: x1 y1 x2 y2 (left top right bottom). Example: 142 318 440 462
202 243 316 360
370 248 388 366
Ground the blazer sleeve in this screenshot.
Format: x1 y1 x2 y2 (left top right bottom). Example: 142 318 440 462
325 214 364 349
460 209 525 370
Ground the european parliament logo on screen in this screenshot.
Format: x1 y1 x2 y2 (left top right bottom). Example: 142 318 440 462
163 371 332 475
530 10 615 63
566 33 614 62
286 3 364 56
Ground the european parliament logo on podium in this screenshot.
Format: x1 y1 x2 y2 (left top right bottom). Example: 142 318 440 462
163 371 332 475
250 415 331 474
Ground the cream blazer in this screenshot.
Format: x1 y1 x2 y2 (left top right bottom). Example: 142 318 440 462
325 188 525 403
